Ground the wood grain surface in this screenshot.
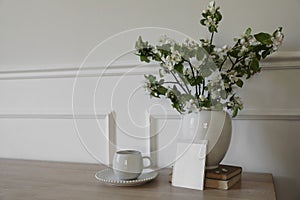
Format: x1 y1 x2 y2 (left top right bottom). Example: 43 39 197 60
0 158 276 200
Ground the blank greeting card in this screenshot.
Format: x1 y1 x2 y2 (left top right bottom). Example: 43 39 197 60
172 141 207 190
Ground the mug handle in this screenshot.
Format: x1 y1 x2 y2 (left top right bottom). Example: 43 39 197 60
142 156 152 169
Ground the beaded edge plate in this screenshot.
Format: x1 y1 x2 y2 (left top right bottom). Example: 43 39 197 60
95 168 159 186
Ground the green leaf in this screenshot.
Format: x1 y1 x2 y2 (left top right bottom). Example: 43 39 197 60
158 79 164 84
140 55 150 63
254 32 273 45
159 69 164 78
145 74 156 83
200 19 206 26
202 99 211 108
187 76 196 86
158 43 171 51
157 86 167 95
228 49 240 58
196 49 205 61
252 44 269 52
232 106 238 117
215 12 222 21
250 58 259 71
188 75 203 87
172 101 182 113
174 63 183 74
245 28 252 36
209 26 216 33
262 49 271 59
172 85 181 97
195 76 204 84
135 36 143 49
236 79 244 87
179 94 194 104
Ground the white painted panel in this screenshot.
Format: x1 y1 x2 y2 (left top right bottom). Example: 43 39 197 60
73 116 112 165
0 78 74 114
240 69 300 115
0 115 112 165
0 119 94 163
150 117 181 168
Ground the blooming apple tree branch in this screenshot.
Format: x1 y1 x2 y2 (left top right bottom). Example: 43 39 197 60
135 1 284 117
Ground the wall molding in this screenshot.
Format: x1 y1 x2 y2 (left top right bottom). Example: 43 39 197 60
0 51 299 80
0 113 109 119
235 114 300 121
0 112 299 121
147 108 300 121
261 51 300 70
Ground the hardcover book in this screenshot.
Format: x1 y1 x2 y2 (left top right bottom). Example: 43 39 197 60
205 165 242 180
205 173 242 190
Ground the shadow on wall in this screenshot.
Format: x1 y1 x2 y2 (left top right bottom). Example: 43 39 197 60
223 120 300 200
258 122 300 200
274 176 300 200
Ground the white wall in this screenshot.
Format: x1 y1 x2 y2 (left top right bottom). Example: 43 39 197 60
0 0 300 199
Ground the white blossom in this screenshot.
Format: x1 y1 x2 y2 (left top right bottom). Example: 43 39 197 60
159 35 175 45
224 83 230 89
184 68 194 79
210 91 219 99
152 48 161 57
208 1 215 9
235 96 242 104
184 38 190 44
183 99 199 113
214 47 222 53
240 38 246 45
166 87 175 98
227 102 234 107
170 50 182 63
248 52 256 58
199 95 206 101
238 45 248 57
200 39 210 47
204 16 218 28
161 55 174 71
184 39 200 50
249 37 258 46
145 86 152 95
222 45 228 50
272 31 284 51
228 72 238 83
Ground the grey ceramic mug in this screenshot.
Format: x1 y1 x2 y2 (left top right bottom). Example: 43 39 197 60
113 150 152 180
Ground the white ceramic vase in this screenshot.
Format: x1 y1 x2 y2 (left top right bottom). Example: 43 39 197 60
181 110 232 169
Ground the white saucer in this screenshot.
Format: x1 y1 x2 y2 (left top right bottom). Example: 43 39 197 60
95 168 158 186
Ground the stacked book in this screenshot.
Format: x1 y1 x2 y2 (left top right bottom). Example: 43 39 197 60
205 165 242 190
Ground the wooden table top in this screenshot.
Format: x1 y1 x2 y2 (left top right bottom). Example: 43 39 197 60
0 158 276 200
